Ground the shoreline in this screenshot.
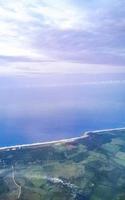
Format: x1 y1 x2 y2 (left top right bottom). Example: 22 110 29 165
0 127 125 151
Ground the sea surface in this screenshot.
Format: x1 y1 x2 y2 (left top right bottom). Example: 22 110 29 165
0 73 125 147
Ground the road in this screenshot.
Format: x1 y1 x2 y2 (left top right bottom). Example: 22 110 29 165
12 165 22 199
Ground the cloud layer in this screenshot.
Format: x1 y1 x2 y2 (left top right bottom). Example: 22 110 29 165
0 0 125 73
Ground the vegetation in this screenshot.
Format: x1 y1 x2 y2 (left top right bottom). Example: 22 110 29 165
0 129 125 199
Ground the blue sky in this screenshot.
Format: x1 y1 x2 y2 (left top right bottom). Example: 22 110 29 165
0 0 125 74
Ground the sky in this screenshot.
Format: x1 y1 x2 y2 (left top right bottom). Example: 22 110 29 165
0 0 125 74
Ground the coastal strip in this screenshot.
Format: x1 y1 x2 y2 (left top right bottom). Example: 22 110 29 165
0 127 125 152
0 131 89 151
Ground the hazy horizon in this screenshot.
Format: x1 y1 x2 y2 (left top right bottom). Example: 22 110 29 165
0 0 125 146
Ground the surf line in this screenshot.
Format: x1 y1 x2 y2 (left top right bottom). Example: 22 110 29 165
1 127 125 151
12 165 22 199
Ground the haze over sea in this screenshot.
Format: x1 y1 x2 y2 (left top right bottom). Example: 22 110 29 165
1 1 125 147
0 72 125 147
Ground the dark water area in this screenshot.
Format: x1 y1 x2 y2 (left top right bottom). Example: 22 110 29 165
0 73 125 147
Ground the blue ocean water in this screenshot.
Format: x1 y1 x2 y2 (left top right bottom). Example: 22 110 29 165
0 73 125 147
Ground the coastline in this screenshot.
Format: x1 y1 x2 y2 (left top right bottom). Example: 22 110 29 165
0 127 125 151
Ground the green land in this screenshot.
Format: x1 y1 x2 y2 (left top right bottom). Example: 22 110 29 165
0 129 125 200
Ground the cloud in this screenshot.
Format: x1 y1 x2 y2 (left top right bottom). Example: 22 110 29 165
0 0 125 73
1 61 125 75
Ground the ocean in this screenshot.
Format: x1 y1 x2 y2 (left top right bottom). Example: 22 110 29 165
0 73 125 147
